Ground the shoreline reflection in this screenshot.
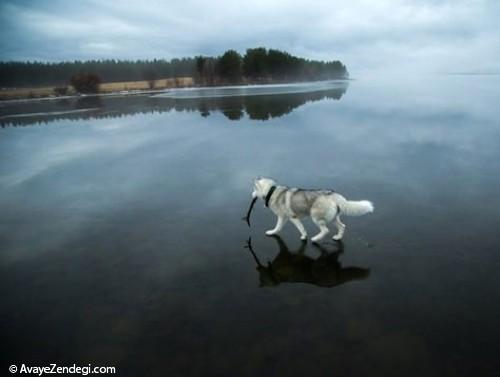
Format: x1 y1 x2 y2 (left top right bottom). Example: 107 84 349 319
0 82 348 127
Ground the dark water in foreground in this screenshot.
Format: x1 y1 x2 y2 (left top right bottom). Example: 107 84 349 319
1 78 500 376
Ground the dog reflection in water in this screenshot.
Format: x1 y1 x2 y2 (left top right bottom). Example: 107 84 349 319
245 236 370 288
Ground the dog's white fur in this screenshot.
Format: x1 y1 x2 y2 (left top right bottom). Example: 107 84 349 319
252 177 374 242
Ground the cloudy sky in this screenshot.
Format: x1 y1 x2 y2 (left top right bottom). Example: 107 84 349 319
1 0 499 76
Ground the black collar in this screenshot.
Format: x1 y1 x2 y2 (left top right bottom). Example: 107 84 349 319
265 185 277 207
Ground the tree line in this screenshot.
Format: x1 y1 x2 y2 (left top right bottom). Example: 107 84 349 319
196 48 347 85
0 47 348 88
0 58 195 88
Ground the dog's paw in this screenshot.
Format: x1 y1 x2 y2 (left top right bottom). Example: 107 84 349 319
300 235 308 240
332 234 343 241
265 230 276 236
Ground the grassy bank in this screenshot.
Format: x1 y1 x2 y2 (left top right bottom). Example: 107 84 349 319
0 77 194 101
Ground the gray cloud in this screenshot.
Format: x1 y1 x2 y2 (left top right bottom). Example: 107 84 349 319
1 0 499 76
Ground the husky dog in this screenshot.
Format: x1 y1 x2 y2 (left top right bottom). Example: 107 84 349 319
249 177 374 242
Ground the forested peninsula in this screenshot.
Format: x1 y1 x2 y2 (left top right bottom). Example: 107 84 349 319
0 47 348 99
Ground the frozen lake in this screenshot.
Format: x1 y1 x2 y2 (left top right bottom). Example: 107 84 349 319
1 77 499 376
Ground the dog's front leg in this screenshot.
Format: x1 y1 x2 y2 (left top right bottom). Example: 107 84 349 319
290 218 307 240
266 216 287 236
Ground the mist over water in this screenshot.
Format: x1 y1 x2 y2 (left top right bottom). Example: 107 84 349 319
1 77 500 376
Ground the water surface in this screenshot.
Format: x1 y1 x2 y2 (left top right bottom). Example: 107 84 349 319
1 78 500 376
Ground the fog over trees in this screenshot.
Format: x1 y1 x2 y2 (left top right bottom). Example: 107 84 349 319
0 47 348 88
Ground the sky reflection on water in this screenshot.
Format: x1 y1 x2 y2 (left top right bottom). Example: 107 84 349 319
1 77 500 376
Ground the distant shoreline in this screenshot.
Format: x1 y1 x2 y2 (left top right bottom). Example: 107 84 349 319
0 77 194 101
0 77 350 102
444 72 500 76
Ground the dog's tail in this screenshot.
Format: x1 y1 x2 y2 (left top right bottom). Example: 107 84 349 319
335 195 374 216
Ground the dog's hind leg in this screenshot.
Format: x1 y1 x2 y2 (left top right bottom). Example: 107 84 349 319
266 216 287 236
332 216 346 241
311 217 329 243
290 218 307 240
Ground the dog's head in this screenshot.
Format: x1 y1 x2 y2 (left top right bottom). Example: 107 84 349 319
252 176 276 198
